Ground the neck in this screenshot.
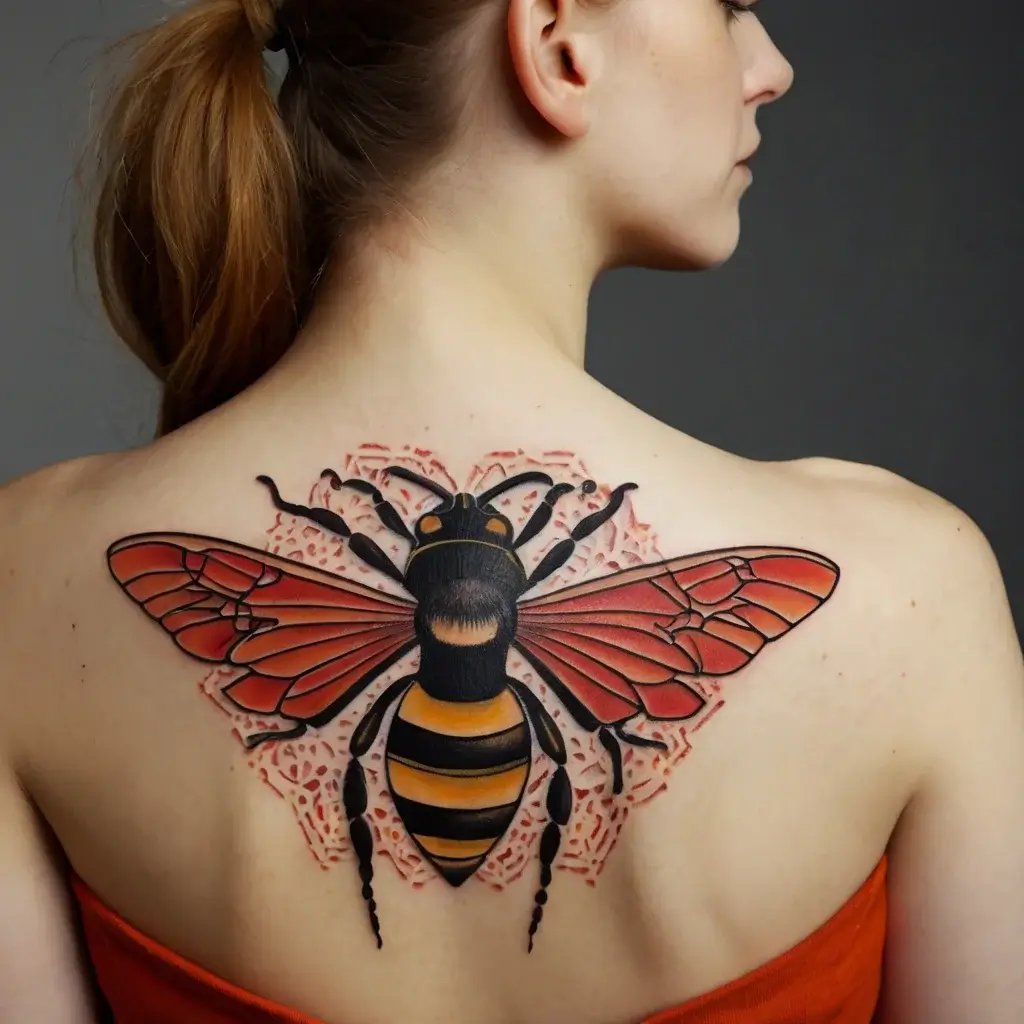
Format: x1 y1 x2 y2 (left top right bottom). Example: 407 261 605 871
261 162 605 407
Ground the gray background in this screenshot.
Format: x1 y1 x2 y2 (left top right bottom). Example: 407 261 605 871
2 2 1021 635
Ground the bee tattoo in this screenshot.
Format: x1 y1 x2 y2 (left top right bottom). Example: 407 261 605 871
107 456 839 951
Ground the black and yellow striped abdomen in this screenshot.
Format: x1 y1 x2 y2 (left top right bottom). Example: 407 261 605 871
386 681 531 885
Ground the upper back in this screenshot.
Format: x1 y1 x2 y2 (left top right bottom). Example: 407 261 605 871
0 391 954 1023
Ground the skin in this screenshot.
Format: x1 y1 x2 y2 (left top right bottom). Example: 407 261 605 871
266 0 792 385
1 1 1023 1022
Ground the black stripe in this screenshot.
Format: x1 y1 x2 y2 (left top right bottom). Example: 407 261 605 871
388 717 530 771
429 854 488 868
434 859 484 886
387 754 528 778
393 796 519 840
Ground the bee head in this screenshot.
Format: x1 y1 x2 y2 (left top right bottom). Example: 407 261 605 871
413 492 515 549
383 466 558 554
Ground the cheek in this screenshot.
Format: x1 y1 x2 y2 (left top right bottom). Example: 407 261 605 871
603 30 744 188
601 72 741 205
588 27 748 264
662 50 743 156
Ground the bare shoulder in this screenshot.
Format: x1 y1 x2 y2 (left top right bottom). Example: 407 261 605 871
782 455 1013 639
0 457 132 1021
0 452 123 564
774 455 1017 724
783 452 945 496
0 453 128 742
783 462 1024 1021
0 450 124 504
1 455 94 574
783 453 990 542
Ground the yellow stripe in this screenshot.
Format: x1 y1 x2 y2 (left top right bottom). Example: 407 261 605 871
397 683 523 737
413 834 495 859
387 758 529 809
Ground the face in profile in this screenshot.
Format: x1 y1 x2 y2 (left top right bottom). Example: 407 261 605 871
581 0 794 271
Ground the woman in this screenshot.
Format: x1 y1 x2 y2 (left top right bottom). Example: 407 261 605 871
0 0 1021 1021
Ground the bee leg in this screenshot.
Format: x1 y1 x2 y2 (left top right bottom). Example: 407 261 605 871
508 657 630 796
508 679 566 764
597 728 625 795
522 482 639 590
321 471 416 544
510 482 582 550
341 676 415 950
615 724 669 754
242 722 307 749
257 474 355 537
342 760 382 948
256 474 407 587
507 679 570 953
529 765 571 952
597 726 669 795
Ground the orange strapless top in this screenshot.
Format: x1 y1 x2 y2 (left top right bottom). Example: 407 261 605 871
70 856 886 1024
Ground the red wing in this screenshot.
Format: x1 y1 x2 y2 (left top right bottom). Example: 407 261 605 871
515 546 839 726
107 533 418 723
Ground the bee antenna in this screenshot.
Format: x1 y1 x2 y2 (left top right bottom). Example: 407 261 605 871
476 471 556 506
382 466 454 503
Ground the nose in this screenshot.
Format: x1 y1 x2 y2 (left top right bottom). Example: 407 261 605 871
742 21 795 107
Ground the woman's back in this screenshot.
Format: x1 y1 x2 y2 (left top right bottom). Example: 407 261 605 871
2 0 1022 1019
3 359 1014 1021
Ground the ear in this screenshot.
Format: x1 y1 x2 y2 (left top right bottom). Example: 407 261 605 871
506 0 602 139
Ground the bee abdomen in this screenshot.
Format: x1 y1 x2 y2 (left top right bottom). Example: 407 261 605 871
386 683 530 886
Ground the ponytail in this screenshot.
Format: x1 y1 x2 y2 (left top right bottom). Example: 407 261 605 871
79 0 307 435
77 0 508 435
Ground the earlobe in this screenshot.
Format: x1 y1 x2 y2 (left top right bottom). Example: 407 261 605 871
506 0 592 139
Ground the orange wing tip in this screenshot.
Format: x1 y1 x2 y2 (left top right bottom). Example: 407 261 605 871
737 580 824 625
635 680 706 719
748 553 839 599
